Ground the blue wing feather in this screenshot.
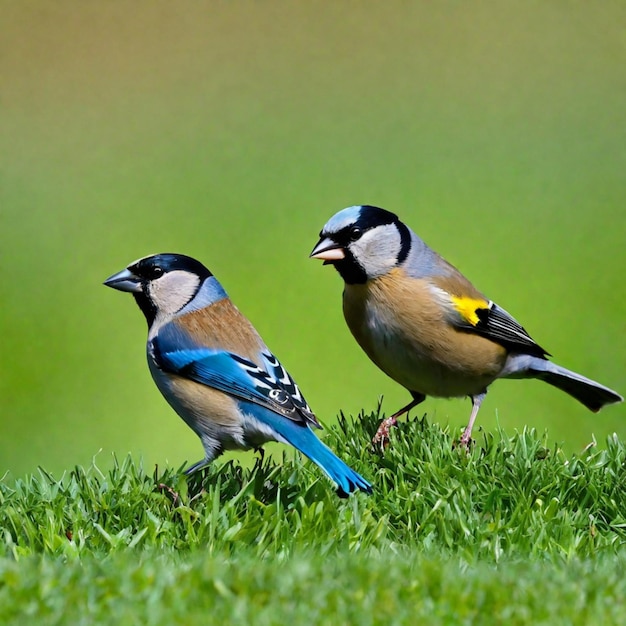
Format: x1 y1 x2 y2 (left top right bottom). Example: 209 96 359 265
150 324 320 427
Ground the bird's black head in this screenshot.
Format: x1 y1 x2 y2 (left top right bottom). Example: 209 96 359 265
310 205 411 284
128 253 213 283
104 253 213 326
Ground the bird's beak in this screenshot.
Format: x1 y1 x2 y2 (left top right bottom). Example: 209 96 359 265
103 268 143 293
309 237 346 264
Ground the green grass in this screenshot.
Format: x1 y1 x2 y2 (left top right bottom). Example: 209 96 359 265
1 411 625 624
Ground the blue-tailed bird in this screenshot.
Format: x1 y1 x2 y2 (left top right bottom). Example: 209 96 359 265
310 205 623 446
104 253 372 496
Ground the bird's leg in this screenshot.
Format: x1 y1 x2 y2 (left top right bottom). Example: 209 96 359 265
184 458 210 475
372 393 426 449
185 441 222 475
459 392 486 447
254 446 265 464
156 483 181 506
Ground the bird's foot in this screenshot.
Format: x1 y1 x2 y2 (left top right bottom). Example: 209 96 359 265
371 416 398 451
156 483 181 506
457 428 474 449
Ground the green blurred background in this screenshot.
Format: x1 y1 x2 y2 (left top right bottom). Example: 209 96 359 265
2 2 625 478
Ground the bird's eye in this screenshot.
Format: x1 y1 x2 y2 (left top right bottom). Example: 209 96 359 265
151 266 164 279
349 226 362 241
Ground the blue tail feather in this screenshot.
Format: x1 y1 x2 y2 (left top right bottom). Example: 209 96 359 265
263 412 372 495
293 428 373 496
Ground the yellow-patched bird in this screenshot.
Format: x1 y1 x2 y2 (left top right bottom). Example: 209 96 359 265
310 205 623 446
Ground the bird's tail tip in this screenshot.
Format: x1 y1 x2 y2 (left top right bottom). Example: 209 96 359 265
336 473 373 497
306 437 373 496
537 361 622 412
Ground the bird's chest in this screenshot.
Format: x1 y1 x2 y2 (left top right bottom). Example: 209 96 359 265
342 277 502 397
343 280 437 368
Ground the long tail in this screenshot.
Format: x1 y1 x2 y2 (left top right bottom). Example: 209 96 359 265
272 419 372 496
501 354 623 412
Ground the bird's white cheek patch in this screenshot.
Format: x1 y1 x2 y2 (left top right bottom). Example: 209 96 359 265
354 226 402 278
149 271 200 315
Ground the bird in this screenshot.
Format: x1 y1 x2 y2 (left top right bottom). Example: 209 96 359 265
310 205 623 447
104 253 372 496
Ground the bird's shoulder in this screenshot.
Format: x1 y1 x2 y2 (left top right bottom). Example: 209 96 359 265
175 297 266 362
429 273 490 322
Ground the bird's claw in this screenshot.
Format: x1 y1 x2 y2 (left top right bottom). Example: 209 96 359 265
156 482 181 505
456 430 474 450
371 416 398 451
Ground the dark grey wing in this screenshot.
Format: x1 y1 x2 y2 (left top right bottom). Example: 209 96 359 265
459 301 550 358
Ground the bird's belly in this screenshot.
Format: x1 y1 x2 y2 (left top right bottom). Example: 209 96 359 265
343 283 506 398
148 358 271 455
369 334 495 397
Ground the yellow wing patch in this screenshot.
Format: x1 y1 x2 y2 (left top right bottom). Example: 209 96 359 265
450 296 490 326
